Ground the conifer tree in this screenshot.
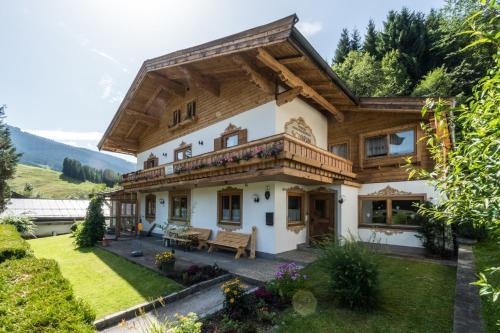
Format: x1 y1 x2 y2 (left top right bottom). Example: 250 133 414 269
333 28 351 64
363 19 378 56
350 29 361 51
0 105 21 212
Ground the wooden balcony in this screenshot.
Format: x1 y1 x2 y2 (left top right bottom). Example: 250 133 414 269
121 133 356 191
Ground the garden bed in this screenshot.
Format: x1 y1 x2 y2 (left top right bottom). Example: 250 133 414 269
200 256 456 333
164 263 228 286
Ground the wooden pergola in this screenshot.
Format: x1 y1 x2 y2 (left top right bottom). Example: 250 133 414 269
102 190 138 239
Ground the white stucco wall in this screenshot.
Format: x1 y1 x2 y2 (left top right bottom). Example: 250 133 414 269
136 102 277 168
35 223 72 236
276 98 328 150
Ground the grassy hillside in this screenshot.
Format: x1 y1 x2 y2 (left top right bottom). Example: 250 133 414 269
8 164 117 199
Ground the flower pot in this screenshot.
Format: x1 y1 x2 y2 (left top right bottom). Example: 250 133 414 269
158 260 175 272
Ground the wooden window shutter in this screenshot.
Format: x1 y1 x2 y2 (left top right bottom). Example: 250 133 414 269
214 137 222 151
238 129 248 145
143 161 147 169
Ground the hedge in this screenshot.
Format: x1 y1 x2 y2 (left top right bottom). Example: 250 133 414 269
0 224 32 263
0 257 95 333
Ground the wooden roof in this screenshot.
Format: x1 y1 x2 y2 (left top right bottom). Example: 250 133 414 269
98 14 427 155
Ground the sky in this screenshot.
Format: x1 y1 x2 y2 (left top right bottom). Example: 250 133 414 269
0 0 444 163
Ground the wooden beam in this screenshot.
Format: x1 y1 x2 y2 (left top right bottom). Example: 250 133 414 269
143 86 163 113
276 87 302 106
256 48 344 122
125 120 140 139
125 109 160 125
232 55 275 95
105 138 139 152
277 55 306 65
180 66 220 97
147 72 186 97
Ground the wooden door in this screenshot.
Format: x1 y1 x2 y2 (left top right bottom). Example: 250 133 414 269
309 193 335 240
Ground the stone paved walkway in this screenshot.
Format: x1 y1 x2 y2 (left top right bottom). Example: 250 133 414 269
101 280 257 333
101 236 317 283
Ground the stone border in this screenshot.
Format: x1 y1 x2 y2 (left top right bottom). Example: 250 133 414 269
94 273 232 331
453 244 484 333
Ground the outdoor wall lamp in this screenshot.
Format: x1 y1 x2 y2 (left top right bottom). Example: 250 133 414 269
253 194 260 203
264 185 271 200
338 195 346 204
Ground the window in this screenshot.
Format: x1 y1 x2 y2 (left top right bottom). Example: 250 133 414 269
145 194 156 220
224 134 239 148
169 191 190 222
218 188 242 225
365 129 415 158
187 100 196 119
174 144 192 161
144 154 159 169
287 191 304 226
173 109 181 126
330 143 348 159
359 196 424 228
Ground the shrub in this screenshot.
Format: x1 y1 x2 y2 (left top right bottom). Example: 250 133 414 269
221 278 248 318
0 257 95 332
319 238 379 309
155 251 176 272
70 220 83 233
0 215 36 236
266 262 307 302
0 224 32 263
74 196 105 248
416 202 456 258
145 312 202 333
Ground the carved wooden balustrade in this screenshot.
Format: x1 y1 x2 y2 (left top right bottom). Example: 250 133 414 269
121 133 355 190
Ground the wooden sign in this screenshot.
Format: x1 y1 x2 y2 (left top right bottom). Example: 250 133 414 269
284 117 316 145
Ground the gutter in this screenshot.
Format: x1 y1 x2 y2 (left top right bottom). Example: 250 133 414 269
289 27 359 105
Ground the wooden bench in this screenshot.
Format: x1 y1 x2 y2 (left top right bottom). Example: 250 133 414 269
190 227 212 250
207 227 256 260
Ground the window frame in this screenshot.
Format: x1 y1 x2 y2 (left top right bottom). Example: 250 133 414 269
359 125 420 169
172 109 181 126
174 144 192 162
217 188 243 226
186 100 196 119
358 194 426 230
287 190 305 227
144 154 159 170
145 194 156 220
329 140 350 160
169 190 190 223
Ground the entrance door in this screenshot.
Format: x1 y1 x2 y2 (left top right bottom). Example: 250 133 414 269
309 193 335 241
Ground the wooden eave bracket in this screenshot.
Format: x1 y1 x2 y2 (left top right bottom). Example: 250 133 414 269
147 72 186 97
256 48 344 122
179 66 220 97
232 55 275 95
276 87 303 106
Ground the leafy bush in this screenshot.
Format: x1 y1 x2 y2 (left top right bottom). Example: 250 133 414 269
145 312 202 333
0 257 95 332
74 196 105 247
416 202 456 258
266 262 307 302
319 238 379 309
70 220 83 233
0 215 36 236
0 224 32 263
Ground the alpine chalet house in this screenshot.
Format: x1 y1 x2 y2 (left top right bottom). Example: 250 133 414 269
99 15 443 257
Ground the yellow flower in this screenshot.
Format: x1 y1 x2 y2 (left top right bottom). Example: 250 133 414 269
224 288 230 294
233 290 238 295
230 298 235 304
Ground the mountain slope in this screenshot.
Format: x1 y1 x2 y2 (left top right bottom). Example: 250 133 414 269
9 164 115 199
8 125 135 173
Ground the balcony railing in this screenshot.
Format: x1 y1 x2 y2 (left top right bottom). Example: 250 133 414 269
121 133 355 187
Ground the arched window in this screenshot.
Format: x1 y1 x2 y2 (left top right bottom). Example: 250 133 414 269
145 194 156 220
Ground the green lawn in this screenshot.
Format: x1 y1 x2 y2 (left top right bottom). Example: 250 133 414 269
9 164 115 199
275 256 456 333
474 238 500 333
28 235 182 318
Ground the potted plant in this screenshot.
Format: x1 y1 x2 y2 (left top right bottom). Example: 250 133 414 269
155 251 176 272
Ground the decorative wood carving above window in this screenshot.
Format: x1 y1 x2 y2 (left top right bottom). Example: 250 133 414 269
284 117 316 145
145 194 156 221
174 142 192 161
214 124 248 151
144 153 159 169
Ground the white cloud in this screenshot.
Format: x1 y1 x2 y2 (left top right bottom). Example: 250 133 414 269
99 74 114 99
25 129 103 141
91 48 129 73
296 20 323 37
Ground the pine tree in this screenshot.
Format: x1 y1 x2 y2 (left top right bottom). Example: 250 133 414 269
350 29 361 51
333 28 351 64
363 19 378 56
0 105 21 212
74 196 105 247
